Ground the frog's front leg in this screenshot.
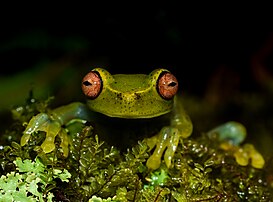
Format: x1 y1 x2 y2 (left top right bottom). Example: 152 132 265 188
21 102 90 156
146 98 193 170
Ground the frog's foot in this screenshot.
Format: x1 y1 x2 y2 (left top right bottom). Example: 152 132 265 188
146 127 180 170
21 113 69 156
208 122 265 169
208 121 247 146
234 144 265 169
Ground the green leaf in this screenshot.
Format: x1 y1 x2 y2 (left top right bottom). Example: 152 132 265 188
12 191 36 202
53 168 71 182
0 172 21 192
29 178 43 199
14 158 34 172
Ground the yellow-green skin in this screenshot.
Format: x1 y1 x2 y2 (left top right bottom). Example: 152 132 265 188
87 68 174 118
21 68 194 170
21 68 265 170
208 122 265 169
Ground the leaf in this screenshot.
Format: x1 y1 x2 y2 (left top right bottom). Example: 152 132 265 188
14 158 34 172
29 178 43 199
53 168 71 182
0 172 21 192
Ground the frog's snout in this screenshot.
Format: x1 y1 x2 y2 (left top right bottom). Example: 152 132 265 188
115 92 141 103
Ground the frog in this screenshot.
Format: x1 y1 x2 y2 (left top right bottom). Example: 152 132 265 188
21 68 193 170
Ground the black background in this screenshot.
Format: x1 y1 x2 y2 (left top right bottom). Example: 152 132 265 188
1 7 272 95
1 6 273 155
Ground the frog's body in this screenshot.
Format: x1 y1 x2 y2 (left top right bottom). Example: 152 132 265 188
22 68 192 170
21 68 266 170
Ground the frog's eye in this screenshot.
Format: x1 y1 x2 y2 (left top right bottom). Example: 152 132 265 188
82 71 103 99
157 71 178 100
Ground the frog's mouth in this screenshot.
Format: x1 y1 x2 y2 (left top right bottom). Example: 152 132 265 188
87 91 174 119
98 107 172 119
87 89 175 118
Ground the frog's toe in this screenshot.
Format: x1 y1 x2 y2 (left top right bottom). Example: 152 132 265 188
21 113 51 146
21 112 63 155
244 144 265 169
250 151 265 169
146 128 169 170
146 153 162 171
146 127 180 170
58 128 70 157
164 128 180 168
233 144 265 169
41 136 56 153
234 148 249 166
40 119 62 153
23 113 50 135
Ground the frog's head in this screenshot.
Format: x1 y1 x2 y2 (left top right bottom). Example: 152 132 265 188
82 68 178 119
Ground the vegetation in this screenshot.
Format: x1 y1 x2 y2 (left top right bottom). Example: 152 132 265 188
0 97 272 201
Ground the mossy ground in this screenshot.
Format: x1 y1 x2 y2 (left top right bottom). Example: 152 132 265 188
0 97 273 201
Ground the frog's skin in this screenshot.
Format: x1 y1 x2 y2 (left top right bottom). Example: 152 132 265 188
207 121 247 146
207 122 265 169
21 68 193 170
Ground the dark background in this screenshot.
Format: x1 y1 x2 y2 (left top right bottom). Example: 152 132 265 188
1 7 273 155
1 8 272 93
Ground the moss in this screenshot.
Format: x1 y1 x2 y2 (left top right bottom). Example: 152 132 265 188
0 97 272 201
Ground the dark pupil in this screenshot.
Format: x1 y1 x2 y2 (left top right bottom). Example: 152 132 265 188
83 81 91 86
168 81 176 87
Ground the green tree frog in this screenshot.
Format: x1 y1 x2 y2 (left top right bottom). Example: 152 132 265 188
21 68 193 170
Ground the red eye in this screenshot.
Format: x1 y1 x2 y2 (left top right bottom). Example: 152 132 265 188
82 71 102 99
157 72 178 100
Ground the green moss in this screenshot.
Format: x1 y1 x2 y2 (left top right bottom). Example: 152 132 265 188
0 97 272 201
0 157 69 202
